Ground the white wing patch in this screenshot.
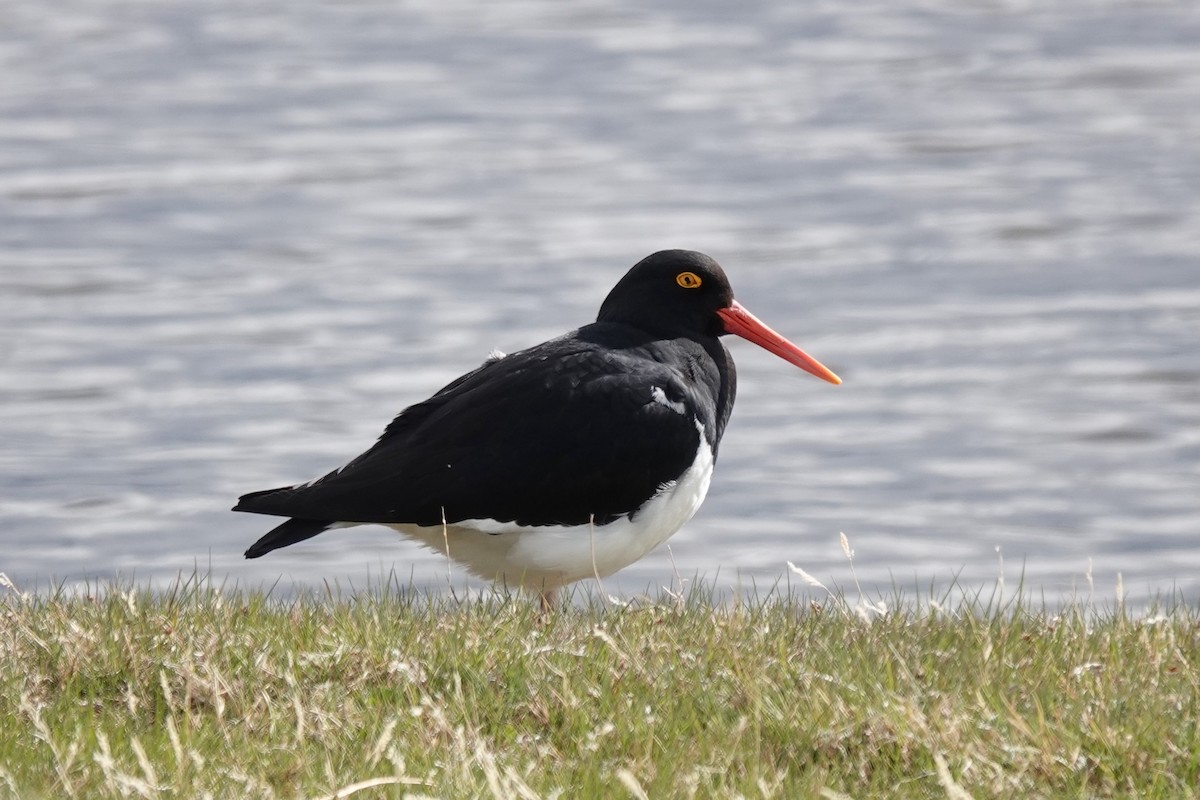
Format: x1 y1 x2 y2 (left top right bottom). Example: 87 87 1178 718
650 385 686 415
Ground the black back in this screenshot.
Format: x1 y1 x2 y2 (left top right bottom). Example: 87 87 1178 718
235 250 739 528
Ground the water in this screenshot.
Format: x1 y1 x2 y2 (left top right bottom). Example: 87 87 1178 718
2 0 1198 603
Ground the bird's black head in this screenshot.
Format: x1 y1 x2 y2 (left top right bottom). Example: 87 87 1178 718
596 249 843 385
596 250 734 338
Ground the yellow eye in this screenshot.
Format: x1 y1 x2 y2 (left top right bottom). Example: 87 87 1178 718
676 271 702 289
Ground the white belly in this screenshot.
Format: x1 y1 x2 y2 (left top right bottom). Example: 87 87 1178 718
385 429 714 592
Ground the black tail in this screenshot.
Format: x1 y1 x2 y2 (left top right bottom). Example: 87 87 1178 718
244 518 331 559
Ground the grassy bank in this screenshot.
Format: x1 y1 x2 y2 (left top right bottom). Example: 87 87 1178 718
1 575 1197 799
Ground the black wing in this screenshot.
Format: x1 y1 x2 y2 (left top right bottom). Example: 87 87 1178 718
234 326 716 527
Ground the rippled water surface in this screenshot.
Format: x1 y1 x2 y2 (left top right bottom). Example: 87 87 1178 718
3 1 1198 602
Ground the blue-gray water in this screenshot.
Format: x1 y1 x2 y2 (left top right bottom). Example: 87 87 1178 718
2 1 1198 603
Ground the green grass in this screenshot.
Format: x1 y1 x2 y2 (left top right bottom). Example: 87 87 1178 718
1 573 1197 799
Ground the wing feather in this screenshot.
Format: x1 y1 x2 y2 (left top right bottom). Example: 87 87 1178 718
234 328 714 527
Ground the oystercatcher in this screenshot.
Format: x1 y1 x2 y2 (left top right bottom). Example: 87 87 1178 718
236 250 840 606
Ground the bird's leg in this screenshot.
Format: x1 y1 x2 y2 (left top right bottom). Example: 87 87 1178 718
538 588 557 617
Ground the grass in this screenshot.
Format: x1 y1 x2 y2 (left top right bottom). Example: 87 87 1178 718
1 569 1197 799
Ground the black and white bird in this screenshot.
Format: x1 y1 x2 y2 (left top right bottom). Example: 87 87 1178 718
235 250 840 606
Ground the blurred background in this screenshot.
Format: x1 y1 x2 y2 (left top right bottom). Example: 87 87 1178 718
2 0 1197 603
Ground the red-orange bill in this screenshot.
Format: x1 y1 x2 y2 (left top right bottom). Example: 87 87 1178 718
716 300 842 385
